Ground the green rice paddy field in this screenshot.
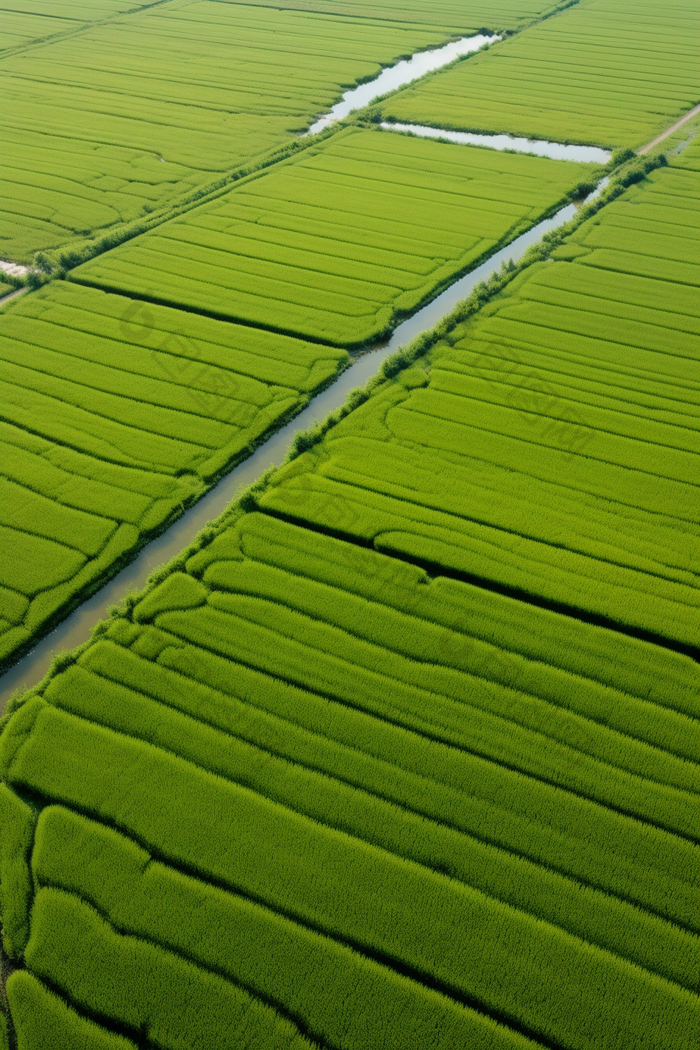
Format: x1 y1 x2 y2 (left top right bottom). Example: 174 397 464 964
0 0 564 264
1 110 699 1050
0 281 346 670
261 141 700 650
0 0 150 54
70 127 602 345
1 1 699 1048
385 0 700 149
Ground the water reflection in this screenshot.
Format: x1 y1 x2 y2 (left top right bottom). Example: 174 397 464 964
381 121 611 164
0 176 610 708
305 34 498 135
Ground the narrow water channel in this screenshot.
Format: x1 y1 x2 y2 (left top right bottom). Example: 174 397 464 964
0 177 609 708
305 33 498 135
381 122 611 164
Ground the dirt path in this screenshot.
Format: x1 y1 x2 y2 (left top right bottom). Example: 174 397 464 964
0 287 29 307
638 103 700 155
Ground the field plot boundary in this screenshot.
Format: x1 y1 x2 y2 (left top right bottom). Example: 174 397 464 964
0 149 672 697
1 133 698 1050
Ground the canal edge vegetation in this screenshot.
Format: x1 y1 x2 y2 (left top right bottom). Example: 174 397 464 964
0 144 670 718
0 134 697 1045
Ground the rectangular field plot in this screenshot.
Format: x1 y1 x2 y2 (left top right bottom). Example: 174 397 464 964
1 510 698 1050
0 281 346 669
385 0 700 149
259 149 700 650
0 0 466 263
71 127 601 347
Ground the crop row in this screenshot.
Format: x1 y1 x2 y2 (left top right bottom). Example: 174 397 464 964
256 144 700 646
0 0 146 53
3 684 698 1050
385 0 700 149
0 280 346 669
0 0 462 260
231 0 564 32
72 126 603 346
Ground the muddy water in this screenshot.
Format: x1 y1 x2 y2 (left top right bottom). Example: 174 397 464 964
0 177 610 709
305 33 498 135
381 121 611 164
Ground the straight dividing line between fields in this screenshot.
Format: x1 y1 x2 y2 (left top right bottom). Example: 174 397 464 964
65 275 361 349
78 657 700 972
255 505 700 665
23 783 558 1050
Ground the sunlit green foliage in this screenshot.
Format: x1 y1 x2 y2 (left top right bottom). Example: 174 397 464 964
0 0 147 53
2 21 699 1050
0 280 345 669
73 127 601 346
261 152 700 647
385 0 700 149
1 504 698 1048
0 0 479 262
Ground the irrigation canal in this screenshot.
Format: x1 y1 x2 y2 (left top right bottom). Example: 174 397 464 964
0 174 610 708
380 122 611 164
305 33 499 135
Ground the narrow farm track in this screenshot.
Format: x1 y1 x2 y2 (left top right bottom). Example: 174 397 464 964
638 103 700 155
0 286 28 307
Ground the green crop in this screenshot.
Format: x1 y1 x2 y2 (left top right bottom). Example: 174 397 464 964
72 127 604 347
0 280 346 670
385 0 700 150
2 24 699 1050
2 0 526 262
256 148 700 648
